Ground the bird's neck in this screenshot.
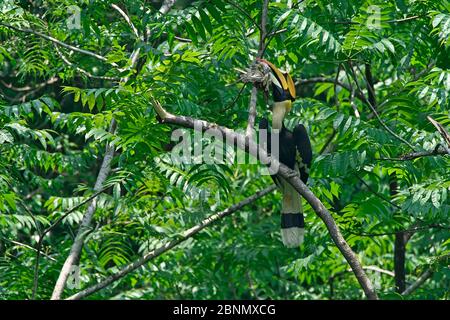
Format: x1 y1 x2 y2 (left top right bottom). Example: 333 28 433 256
272 101 290 130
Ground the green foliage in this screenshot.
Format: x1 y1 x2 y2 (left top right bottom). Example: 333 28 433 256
0 0 448 300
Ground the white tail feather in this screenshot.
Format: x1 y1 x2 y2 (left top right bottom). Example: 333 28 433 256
281 227 304 247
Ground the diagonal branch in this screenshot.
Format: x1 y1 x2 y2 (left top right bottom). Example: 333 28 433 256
427 116 450 152
66 185 277 300
112 4 140 39
150 100 378 300
402 269 433 296
32 185 112 298
50 121 117 300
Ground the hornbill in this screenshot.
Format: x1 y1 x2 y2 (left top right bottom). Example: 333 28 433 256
258 59 313 248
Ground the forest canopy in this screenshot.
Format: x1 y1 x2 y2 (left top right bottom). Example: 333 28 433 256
0 0 449 300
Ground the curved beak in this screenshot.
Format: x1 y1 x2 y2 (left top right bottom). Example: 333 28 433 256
257 58 296 101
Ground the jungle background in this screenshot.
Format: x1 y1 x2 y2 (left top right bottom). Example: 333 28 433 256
0 0 449 300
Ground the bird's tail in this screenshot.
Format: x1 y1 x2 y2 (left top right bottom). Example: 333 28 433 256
280 177 305 247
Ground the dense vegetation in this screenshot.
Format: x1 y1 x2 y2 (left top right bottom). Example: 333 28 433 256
0 0 449 300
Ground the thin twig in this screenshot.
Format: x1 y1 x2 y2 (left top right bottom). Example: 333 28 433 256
354 174 401 210
347 60 416 151
54 45 120 82
0 22 117 67
224 0 261 32
0 237 56 262
376 146 448 161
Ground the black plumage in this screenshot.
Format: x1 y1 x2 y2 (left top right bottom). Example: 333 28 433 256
259 119 312 184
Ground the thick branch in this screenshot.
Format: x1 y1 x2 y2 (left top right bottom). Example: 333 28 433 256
66 185 277 300
151 101 378 300
50 122 117 300
159 0 176 14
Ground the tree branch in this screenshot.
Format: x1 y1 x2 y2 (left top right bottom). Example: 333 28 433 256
32 184 113 298
347 60 416 151
66 185 277 300
150 100 378 300
401 269 433 296
50 123 117 300
50 4 161 299
377 145 449 161
54 45 120 82
112 4 140 39
245 0 269 138
0 22 117 67
159 0 176 14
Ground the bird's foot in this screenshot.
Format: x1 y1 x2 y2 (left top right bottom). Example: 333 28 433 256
285 171 300 179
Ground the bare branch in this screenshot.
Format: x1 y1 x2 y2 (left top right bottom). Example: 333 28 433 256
0 237 56 262
402 269 433 296
111 4 140 39
246 0 269 138
66 185 277 300
159 0 176 14
50 121 117 300
50 7 147 298
0 78 58 92
427 116 450 151
150 101 379 300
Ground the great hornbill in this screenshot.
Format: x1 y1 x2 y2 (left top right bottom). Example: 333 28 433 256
257 58 313 248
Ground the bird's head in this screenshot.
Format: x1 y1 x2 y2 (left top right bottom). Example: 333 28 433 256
256 58 296 102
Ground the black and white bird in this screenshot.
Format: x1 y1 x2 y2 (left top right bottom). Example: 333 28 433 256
258 59 313 248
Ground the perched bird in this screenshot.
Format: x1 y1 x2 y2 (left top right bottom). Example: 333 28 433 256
258 59 312 247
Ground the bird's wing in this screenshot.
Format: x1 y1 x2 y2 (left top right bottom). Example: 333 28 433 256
293 123 313 183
